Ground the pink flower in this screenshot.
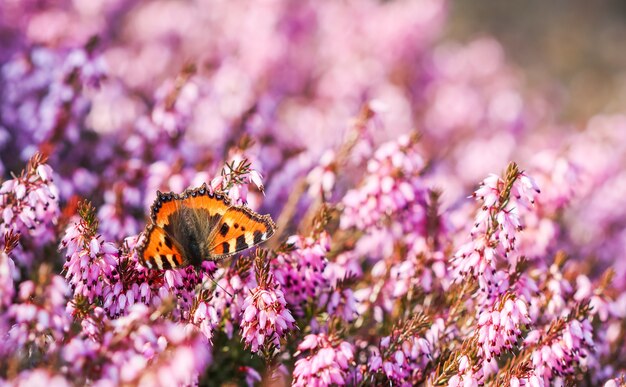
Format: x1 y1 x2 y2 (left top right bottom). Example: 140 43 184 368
61 220 119 304
454 163 540 295
4 270 70 358
525 317 594 384
447 356 479 387
272 232 330 316
476 295 530 362
240 271 295 352
293 334 354 387
341 135 426 232
0 245 17 308
7 369 71 387
0 156 60 249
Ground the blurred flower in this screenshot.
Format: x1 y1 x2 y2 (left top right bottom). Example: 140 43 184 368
447 356 479 387
3 266 70 359
341 134 426 232
5 369 72 387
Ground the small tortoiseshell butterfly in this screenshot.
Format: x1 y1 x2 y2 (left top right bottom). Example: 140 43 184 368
136 183 276 270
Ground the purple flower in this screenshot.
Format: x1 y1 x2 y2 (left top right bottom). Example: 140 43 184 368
4 268 70 358
272 232 330 316
0 237 17 309
240 281 295 353
5 369 71 387
476 295 530 363
525 316 594 384
61 212 119 303
453 163 540 295
366 315 437 385
341 134 426 232
0 155 59 250
293 333 354 387
448 356 479 387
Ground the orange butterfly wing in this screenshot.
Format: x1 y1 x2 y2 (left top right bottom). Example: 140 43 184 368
149 184 230 228
208 205 276 258
137 224 186 270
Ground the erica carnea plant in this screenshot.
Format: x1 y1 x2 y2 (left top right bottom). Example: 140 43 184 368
1 0 626 386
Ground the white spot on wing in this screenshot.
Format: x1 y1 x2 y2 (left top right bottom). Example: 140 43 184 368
245 232 255 246
166 255 176 268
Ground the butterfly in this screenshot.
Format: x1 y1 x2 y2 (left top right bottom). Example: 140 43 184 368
136 183 276 270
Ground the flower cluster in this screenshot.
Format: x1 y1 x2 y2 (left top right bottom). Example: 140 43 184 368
61 201 118 303
272 232 330 316
448 356 480 387
241 252 295 353
0 154 59 249
2 266 70 359
476 294 530 363
525 313 595 384
454 163 540 295
367 314 434 385
293 333 354 386
64 304 211 386
341 134 426 232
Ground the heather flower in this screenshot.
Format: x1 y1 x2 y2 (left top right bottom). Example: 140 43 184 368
321 285 359 323
524 312 594 385
192 296 220 342
241 252 295 352
4 266 70 358
0 233 18 309
201 257 255 339
0 44 105 160
240 365 262 387
453 163 540 295
541 257 575 319
63 304 212 386
151 65 200 138
212 155 267 205
476 294 530 363
191 258 253 341
0 154 59 248
341 134 426 232
528 154 581 212
4 369 71 387
604 377 626 387
306 250 361 322
293 333 354 387
447 356 479 387
61 201 118 303
97 181 144 241
366 314 432 385
306 150 337 199
272 232 330 316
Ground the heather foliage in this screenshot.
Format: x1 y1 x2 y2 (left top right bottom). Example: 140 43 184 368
1 0 625 386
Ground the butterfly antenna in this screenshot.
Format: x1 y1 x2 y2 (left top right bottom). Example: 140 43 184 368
202 275 233 298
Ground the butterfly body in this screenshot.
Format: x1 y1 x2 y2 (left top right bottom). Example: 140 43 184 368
136 184 275 270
